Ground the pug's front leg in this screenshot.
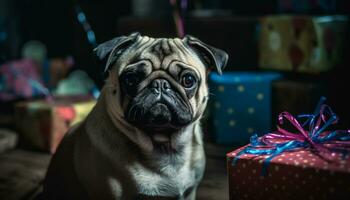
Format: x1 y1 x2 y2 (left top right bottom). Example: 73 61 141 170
183 186 197 200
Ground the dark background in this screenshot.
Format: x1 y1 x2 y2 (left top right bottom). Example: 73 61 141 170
1 1 350 199
1 0 350 126
1 0 349 70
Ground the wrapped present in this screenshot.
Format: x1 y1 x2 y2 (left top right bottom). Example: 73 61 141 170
53 70 98 97
0 59 47 101
14 96 96 153
258 15 348 73
209 72 282 144
227 97 350 199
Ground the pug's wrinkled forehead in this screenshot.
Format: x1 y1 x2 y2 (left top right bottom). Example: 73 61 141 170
95 32 228 77
119 36 200 73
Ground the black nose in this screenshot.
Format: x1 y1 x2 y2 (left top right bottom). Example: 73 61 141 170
150 79 171 93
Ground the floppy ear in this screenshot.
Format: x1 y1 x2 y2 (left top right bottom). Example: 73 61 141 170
182 35 228 75
94 32 140 72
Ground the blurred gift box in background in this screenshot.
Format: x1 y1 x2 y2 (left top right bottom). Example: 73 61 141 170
208 72 282 145
15 96 96 153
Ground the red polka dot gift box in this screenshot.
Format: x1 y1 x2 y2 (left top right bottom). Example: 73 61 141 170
226 97 350 200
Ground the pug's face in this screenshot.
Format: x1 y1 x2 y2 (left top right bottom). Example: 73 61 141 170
120 57 197 134
95 33 228 150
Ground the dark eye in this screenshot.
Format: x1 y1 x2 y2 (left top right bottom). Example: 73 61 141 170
181 74 196 88
124 72 139 87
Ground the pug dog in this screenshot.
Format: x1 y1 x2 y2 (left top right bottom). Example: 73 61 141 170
43 32 228 200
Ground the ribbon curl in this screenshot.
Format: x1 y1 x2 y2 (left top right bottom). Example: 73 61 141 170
232 97 350 175
169 0 187 37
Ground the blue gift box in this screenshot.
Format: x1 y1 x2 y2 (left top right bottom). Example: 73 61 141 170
209 72 282 144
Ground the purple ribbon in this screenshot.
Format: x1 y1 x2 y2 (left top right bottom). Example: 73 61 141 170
169 0 187 37
232 97 350 175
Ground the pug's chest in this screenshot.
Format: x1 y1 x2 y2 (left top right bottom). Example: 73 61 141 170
128 163 198 199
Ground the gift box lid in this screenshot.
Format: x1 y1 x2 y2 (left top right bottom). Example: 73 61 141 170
227 145 350 174
210 72 282 84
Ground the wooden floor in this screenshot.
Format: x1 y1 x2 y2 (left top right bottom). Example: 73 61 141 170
197 143 233 200
0 150 51 200
0 141 235 200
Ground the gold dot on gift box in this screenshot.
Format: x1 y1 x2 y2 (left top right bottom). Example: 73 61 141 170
218 85 225 92
274 165 279 171
247 107 255 114
227 108 234 114
237 85 245 92
229 120 236 127
214 102 221 108
247 127 254 133
257 93 264 100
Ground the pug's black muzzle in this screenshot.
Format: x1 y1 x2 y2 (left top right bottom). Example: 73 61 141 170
126 78 193 133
